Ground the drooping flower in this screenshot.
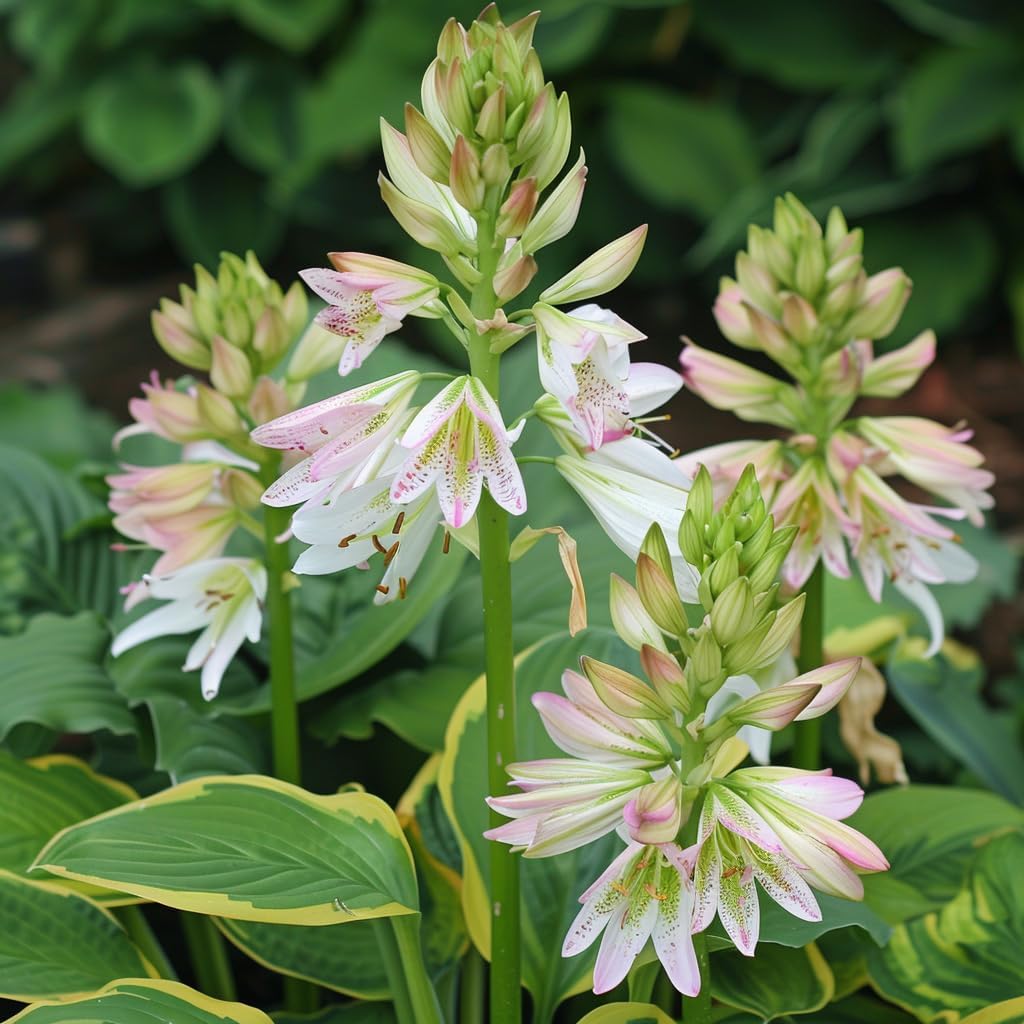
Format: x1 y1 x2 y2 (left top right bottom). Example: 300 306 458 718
390 375 526 529
563 841 700 996
692 768 887 956
288 465 443 605
300 260 440 376
251 371 420 507
533 303 646 449
111 557 266 700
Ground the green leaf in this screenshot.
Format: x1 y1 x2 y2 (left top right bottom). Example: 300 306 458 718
272 1004 397 1024
961 998 1024 1024
216 917 389 999
147 696 269 782
849 784 1024 918
439 631 632 1021
0 751 136 903
886 646 1024 804
712 942 834 1020
693 0 898 89
8 978 274 1024
82 60 222 187
223 61 307 174
790 991 920 1023
0 76 83 178
893 43 1024 172
573 1003 675 1024
9 0 101 75
36 775 419 925
0 614 135 741
867 833 1024 1021
0 873 154 1000
0 385 115 469
605 84 759 220
754 890 892 948
228 0 347 52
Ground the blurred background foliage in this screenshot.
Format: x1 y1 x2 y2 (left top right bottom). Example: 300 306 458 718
3 0 1024 359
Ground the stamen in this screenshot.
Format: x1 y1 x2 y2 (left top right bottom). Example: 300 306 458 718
319 426 329 435
338 533 357 548
375 584 390 596
643 883 667 902
371 534 388 554
399 576 408 599
392 511 405 534
442 531 451 554
383 541 400 566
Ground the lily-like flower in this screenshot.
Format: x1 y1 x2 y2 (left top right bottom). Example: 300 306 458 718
693 768 887 956
251 371 420 507
390 375 526 529
533 303 645 449
556 441 697 601
301 262 439 376
563 841 700 996
111 557 266 700
288 465 443 604
486 668 676 857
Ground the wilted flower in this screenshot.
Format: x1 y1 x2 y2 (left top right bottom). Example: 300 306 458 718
112 557 266 700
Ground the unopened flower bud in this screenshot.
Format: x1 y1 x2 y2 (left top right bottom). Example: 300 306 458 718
210 335 253 398
737 515 774 572
220 297 251 348
481 142 511 186
436 18 468 63
747 224 793 285
493 252 537 302
248 375 292 425
640 644 690 713
475 84 506 143
820 274 863 323
437 59 475 137
678 509 705 570
735 251 779 315
539 225 647 306
516 83 556 163
220 468 263 509
707 544 740 600
449 134 485 211
747 592 805 669
687 466 714 531
859 329 935 398
251 307 290 369
690 629 723 686
581 656 669 719
744 303 798 366
640 522 674 579
722 681 820 732
710 577 754 646
521 150 586 253
623 777 682 845
405 102 451 182
196 383 245 438
497 178 538 237
636 553 688 637
842 268 911 341
722 611 776 675
824 206 849 255
151 304 210 370
610 573 666 652
794 236 826 299
521 91 571 190
746 530 796 593
713 282 758 350
781 293 818 347
379 173 465 255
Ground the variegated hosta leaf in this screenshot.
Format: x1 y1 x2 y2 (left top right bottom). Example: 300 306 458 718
866 832 1024 1022
0 873 155 1001
273 1003 398 1024
0 751 138 904
574 1003 675 1024
960 998 1024 1024
7 979 272 1023
35 775 419 925
439 630 629 1019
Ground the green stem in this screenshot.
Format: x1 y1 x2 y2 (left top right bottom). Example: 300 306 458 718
260 494 301 786
118 905 177 981
391 915 443 1024
469 190 522 1024
628 960 659 1004
181 914 236 1002
685 931 713 1023
793 561 825 769
373 920 415 1024
459 948 486 1024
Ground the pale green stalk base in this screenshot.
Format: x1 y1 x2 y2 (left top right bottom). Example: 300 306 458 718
391 915 443 1024
793 562 825 770
470 191 522 1024
685 932 713 1023
459 948 486 1024
181 913 236 1002
373 919 415 1024
118 905 177 981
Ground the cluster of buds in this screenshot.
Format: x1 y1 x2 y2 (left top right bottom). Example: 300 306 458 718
109 254 308 699
488 468 887 993
680 194 993 653
254 5 689 611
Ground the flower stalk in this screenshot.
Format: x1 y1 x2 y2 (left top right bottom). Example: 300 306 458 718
793 562 825 769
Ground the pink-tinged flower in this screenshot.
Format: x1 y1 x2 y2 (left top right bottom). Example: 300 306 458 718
693 768 887 956
772 457 855 590
679 342 800 430
674 439 788 507
533 303 645 449
390 375 526 529
858 331 935 398
855 416 994 527
108 462 220 522
251 371 420 508
288 465 442 605
300 263 439 376
113 373 205 447
556 440 698 601
111 557 266 701
563 842 700 996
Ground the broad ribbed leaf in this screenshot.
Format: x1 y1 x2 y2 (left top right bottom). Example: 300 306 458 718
272 1004 397 1024
575 1004 675 1024
36 775 418 925
0 751 136 904
712 942 835 1019
0 614 135 741
0 873 154 1000
8 979 272 1023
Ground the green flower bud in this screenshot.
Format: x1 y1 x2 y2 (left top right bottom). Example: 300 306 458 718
707 545 740 599
689 629 722 687
746 530 797 595
405 102 451 183
640 522 674 579
688 465 714 530
581 655 670 720
722 610 776 675
209 335 253 398
794 236 826 299
610 573 666 652
640 644 690 714
710 577 754 647
678 510 705 570
636 553 688 638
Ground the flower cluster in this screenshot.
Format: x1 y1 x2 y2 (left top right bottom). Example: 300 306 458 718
488 468 888 994
253 9 691 604
680 194 993 652
109 252 308 699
